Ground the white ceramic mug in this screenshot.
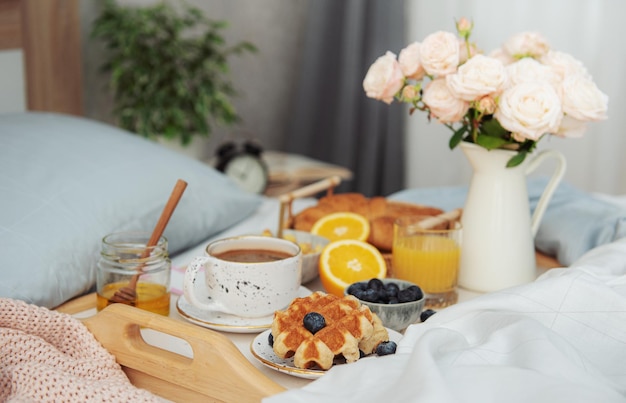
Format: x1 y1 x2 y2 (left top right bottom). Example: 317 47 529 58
183 235 302 318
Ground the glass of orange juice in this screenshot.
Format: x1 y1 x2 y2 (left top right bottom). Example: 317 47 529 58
392 217 462 308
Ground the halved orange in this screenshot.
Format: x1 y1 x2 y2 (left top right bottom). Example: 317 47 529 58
319 239 387 296
310 212 370 242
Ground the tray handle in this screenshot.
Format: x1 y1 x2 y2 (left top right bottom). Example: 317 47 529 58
276 175 342 237
83 303 284 402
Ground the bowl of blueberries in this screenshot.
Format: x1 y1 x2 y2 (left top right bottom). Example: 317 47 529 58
345 278 426 332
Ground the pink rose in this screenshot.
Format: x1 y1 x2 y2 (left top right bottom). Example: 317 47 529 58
495 82 563 141
446 54 507 101
503 32 550 59
401 85 420 102
363 51 405 104
419 31 460 76
560 74 608 122
477 96 497 115
422 79 469 123
398 42 425 80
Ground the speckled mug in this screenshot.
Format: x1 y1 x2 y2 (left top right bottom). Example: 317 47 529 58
183 235 302 318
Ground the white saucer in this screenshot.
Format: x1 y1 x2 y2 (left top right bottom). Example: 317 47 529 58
250 328 403 379
176 286 312 334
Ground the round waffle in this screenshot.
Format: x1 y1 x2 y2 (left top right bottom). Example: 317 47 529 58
271 291 389 370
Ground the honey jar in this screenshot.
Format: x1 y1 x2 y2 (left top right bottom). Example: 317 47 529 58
97 231 171 315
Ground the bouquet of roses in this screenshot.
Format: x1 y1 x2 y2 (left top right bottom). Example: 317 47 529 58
363 18 608 166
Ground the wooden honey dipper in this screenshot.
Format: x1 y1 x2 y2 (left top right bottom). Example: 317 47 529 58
109 179 188 304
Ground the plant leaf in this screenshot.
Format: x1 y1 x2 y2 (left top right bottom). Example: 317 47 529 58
475 133 509 150
506 151 527 168
449 126 468 149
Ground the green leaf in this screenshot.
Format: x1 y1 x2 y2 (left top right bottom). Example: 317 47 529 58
475 133 509 150
506 151 527 168
449 126 468 149
480 118 509 138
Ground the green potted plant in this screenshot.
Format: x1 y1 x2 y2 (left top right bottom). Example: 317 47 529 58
91 0 256 145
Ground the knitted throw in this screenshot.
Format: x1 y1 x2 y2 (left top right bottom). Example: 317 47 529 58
0 298 163 402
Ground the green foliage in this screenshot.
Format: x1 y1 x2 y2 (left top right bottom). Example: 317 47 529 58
91 0 256 145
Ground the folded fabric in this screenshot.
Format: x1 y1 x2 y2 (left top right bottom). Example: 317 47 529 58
265 237 626 403
0 298 163 402
388 177 626 266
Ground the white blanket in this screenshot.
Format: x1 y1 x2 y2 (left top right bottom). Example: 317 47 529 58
265 238 626 403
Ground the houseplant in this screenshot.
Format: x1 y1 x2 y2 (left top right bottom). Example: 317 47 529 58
363 18 608 292
91 0 256 145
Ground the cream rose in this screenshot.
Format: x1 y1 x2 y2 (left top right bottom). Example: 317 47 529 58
503 31 550 59
363 51 405 104
541 50 589 81
488 48 516 66
505 57 560 90
446 55 507 101
398 42 425 80
555 115 588 138
419 31 460 76
560 74 608 122
494 82 563 141
422 78 469 123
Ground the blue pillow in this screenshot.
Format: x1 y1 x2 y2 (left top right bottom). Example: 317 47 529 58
0 112 262 308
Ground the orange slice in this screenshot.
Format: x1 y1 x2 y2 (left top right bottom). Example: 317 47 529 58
319 239 387 296
310 212 370 242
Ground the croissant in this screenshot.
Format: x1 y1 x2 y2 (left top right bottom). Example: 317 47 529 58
292 193 444 252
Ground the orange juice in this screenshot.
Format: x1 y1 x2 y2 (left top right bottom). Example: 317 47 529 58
392 235 460 293
97 282 170 316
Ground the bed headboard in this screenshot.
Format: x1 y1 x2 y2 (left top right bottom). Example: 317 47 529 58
0 0 82 115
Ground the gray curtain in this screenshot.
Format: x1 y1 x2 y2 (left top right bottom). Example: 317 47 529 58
284 0 406 197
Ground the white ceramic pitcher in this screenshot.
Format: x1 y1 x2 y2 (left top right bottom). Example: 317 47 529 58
458 142 567 292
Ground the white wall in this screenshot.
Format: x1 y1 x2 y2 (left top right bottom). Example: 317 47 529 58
404 0 626 195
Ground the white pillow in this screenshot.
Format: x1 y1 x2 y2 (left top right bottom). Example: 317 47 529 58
0 112 262 308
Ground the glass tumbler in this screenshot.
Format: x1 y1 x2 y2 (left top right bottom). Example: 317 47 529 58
392 217 462 308
97 231 171 315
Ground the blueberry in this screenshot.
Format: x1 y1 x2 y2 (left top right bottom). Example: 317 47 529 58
347 282 367 295
420 309 436 322
303 312 326 334
397 288 414 303
367 278 385 291
384 282 400 299
375 340 397 356
268 332 274 346
361 288 380 303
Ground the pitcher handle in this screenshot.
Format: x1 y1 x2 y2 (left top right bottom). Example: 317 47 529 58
525 149 567 237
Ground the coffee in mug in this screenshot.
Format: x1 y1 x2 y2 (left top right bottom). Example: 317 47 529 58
214 249 292 263
183 235 302 318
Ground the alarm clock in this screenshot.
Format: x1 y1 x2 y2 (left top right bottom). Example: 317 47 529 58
215 141 269 194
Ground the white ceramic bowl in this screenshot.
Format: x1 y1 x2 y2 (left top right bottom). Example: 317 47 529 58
345 278 425 332
280 229 330 284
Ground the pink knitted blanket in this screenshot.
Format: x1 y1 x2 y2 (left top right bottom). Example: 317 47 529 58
0 298 162 402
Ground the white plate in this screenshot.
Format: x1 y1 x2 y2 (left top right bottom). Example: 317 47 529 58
176 286 312 334
250 328 403 379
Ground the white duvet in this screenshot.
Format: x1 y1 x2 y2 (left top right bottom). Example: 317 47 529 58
265 238 626 403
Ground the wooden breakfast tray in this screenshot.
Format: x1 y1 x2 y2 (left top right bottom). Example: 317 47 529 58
82 303 284 402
